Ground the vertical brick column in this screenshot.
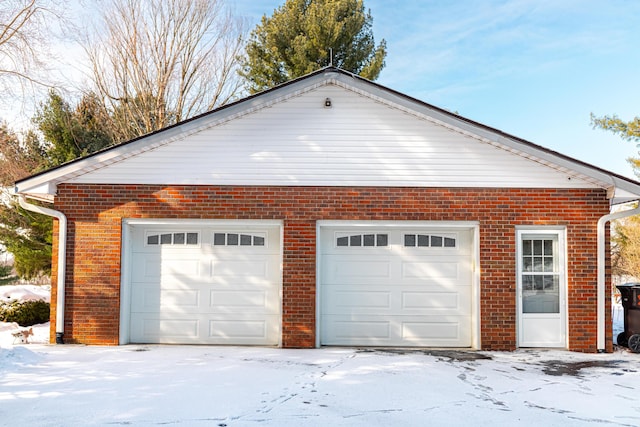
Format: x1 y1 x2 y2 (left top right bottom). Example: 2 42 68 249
478 224 517 350
281 220 316 347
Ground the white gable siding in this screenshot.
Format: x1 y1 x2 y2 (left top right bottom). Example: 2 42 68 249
68 84 595 189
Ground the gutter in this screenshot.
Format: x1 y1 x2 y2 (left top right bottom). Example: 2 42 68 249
597 203 640 352
18 195 67 344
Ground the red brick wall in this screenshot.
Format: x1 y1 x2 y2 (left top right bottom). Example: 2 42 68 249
52 185 612 351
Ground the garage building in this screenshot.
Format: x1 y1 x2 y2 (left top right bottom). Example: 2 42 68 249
15 68 640 352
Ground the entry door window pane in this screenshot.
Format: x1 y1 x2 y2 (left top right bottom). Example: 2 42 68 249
521 236 560 314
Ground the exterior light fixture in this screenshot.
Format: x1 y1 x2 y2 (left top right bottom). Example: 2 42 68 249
324 98 332 107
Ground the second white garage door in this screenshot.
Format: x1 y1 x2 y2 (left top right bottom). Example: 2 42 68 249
319 224 475 347
125 222 281 345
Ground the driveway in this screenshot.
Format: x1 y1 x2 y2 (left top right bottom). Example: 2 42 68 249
1 345 639 426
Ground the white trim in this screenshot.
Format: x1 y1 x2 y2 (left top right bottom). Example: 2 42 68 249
332 73 633 201
278 224 284 348
515 227 568 348
315 222 322 348
119 222 132 344
596 204 640 351
316 220 479 228
123 218 283 227
14 70 640 204
471 225 481 350
315 220 480 348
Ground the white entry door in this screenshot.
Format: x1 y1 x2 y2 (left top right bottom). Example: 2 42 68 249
319 224 475 347
517 229 567 348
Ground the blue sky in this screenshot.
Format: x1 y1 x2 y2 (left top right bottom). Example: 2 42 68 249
233 0 640 179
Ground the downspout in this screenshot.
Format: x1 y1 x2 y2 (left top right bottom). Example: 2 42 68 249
18 195 67 344
597 203 640 352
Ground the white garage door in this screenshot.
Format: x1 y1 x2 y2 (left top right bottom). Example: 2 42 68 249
126 222 281 345
320 225 474 347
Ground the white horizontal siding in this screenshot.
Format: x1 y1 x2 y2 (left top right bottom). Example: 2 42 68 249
69 84 596 189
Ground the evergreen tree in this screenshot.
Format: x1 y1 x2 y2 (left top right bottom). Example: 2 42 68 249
32 91 115 166
0 262 17 286
0 125 51 279
0 201 52 279
0 92 115 279
592 112 640 281
592 113 640 175
239 0 387 93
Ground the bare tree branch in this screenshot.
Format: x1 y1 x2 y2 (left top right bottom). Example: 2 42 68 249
84 0 246 141
0 0 68 112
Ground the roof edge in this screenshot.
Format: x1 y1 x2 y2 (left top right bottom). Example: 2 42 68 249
14 66 640 204
15 67 348 189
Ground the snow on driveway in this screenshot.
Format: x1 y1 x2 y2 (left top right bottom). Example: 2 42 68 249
1 342 639 426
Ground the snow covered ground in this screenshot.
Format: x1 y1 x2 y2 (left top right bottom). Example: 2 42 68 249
0 284 51 346
1 287 639 426
0 284 50 304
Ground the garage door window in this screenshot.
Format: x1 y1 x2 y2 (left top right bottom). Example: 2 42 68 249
213 232 266 246
336 233 388 247
404 233 456 248
146 232 199 246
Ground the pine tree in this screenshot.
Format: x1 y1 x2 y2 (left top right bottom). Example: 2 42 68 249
592 112 640 281
239 0 387 93
591 113 640 176
0 92 115 280
0 262 17 286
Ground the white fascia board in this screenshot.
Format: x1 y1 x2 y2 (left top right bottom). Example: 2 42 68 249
13 181 57 198
333 72 640 202
14 74 330 197
335 74 606 182
610 177 640 205
14 68 640 204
